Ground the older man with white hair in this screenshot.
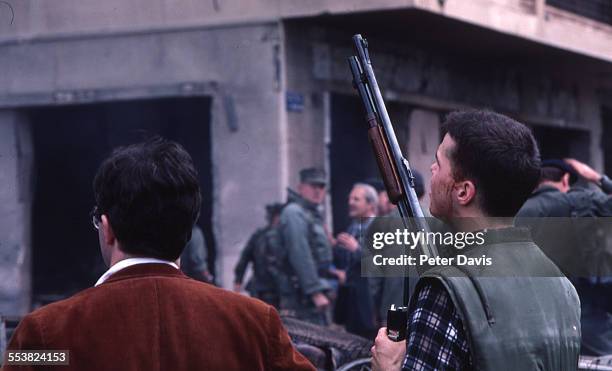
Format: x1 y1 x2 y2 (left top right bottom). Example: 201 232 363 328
334 182 379 338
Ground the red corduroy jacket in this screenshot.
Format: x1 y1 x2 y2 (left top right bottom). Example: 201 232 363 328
4 263 314 371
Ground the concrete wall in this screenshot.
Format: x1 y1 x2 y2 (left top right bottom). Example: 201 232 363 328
201 25 287 289
283 25 327 189
0 0 403 42
0 111 33 316
289 22 603 123
414 0 612 63
0 23 286 294
1 0 610 64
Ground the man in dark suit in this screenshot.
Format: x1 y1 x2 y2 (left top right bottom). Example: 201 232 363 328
5 138 314 371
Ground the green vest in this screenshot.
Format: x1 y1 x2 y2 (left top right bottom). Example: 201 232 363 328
416 227 581 371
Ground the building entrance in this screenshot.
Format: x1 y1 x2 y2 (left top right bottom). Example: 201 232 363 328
26 97 214 307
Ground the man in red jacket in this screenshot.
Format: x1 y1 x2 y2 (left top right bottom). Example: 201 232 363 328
5 137 313 371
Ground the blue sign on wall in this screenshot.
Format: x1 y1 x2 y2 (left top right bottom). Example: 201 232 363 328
286 91 304 112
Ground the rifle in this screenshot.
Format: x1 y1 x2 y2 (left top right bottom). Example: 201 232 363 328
348 34 439 307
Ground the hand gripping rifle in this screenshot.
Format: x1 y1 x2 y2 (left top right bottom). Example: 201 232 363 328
348 34 439 310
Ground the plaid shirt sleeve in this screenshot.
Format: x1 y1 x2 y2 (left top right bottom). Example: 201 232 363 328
402 281 471 371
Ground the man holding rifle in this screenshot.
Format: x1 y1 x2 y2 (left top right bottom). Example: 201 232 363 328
349 35 580 370
370 111 581 370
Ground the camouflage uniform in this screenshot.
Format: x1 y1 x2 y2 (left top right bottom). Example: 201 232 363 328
278 188 332 325
234 225 282 307
234 203 284 307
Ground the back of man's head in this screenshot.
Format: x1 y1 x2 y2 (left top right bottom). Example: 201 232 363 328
443 110 541 217
538 160 577 193
540 166 565 183
93 137 202 261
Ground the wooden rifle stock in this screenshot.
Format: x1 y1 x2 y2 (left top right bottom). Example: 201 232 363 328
367 118 404 204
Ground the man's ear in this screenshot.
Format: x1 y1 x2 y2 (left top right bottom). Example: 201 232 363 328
455 180 477 206
561 173 570 189
100 215 116 247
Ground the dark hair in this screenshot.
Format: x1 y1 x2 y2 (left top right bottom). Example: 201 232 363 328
442 110 540 217
93 137 201 260
540 167 565 183
265 203 284 223
540 159 577 184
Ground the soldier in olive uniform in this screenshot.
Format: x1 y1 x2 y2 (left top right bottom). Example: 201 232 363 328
233 203 284 307
277 168 335 326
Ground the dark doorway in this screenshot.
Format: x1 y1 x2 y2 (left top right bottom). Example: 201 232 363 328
331 94 377 232
531 125 590 162
26 97 214 306
330 93 409 233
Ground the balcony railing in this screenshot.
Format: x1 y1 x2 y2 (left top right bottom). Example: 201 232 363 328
547 0 612 25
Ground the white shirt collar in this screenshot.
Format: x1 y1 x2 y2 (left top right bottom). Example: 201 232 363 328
95 257 179 287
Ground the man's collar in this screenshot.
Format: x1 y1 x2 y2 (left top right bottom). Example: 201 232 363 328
351 215 376 225
479 226 533 245
533 184 562 196
287 188 319 211
95 257 179 286
445 226 532 256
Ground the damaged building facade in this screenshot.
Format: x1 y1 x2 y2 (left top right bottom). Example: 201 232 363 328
0 0 611 316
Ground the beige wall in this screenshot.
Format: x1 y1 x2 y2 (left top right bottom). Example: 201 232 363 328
1 0 611 64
